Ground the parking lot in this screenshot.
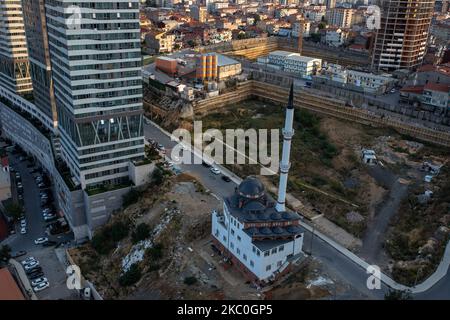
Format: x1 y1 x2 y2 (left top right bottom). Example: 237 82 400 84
2 146 77 299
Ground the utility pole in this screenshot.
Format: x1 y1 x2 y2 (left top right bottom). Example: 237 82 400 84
297 18 303 56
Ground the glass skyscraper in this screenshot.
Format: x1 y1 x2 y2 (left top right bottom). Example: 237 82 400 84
44 0 145 189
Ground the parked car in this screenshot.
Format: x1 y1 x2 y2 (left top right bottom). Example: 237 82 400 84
24 261 40 270
20 219 26 227
221 175 231 182
33 281 49 292
28 271 45 280
210 166 221 175
37 182 46 188
21 257 37 265
44 215 57 222
20 227 27 235
25 265 42 275
31 277 48 287
42 240 57 247
34 237 48 245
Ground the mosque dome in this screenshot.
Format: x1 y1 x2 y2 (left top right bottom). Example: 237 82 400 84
238 176 265 199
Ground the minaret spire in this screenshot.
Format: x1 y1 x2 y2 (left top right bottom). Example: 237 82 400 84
275 83 295 212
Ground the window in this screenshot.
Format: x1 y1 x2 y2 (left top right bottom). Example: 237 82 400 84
230 242 234 249
257 250 260 257
271 248 277 254
223 235 226 242
250 260 254 267
237 235 241 242
266 265 271 271
215 229 219 237
277 261 282 267
252 246 256 253
237 248 240 255
231 229 235 235
279 245 284 252
243 254 247 261
264 251 270 257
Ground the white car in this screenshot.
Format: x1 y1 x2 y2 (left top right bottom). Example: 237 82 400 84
44 215 56 221
21 257 36 265
34 237 48 245
33 281 49 292
24 261 40 270
20 219 26 227
210 166 221 175
20 227 27 235
31 277 48 287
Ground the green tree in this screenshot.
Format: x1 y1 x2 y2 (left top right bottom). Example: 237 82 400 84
318 22 326 30
91 227 115 255
145 243 163 261
384 289 413 300
111 221 129 242
132 223 151 244
253 14 260 26
184 276 197 285
122 189 142 208
0 245 11 265
310 33 321 43
5 203 23 221
151 167 163 185
119 263 142 286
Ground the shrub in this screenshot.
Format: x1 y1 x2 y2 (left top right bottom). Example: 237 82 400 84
384 289 412 300
132 223 151 244
0 245 11 264
151 167 163 185
122 189 142 208
111 221 129 242
5 203 23 220
119 264 142 287
184 276 197 286
91 227 115 255
145 243 163 261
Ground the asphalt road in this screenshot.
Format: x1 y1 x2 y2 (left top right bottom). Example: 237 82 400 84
2 153 77 300
143 119 450 300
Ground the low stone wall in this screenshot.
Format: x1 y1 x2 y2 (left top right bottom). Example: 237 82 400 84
193 80 450 147
312 82 450 126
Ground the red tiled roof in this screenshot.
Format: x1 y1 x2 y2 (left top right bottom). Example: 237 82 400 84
0 268 25 300
400 85 424 94
417 64 450 76
424 82 450 93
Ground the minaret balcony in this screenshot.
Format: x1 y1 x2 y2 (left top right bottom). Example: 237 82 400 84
279 163 291 172
282 129 294 138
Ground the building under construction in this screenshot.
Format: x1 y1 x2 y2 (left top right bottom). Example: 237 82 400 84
372 0 434 72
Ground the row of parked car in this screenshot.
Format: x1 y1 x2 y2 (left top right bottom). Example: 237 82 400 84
21 257 49 292
201 161 232 182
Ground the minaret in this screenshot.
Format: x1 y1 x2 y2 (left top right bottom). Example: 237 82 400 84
275 84 295 212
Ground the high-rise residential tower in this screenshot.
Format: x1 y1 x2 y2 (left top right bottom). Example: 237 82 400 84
371 0 434 72
0 0 33 94
21 0 58 128
45 0 145 189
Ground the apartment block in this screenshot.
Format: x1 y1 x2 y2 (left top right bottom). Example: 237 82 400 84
0 0 32 94
372 0 434 71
